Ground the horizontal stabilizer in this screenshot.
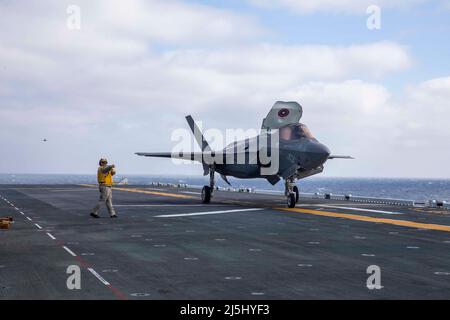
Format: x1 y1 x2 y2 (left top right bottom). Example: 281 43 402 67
328 155 354 159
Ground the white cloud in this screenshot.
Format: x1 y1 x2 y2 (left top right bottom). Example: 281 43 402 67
248 0 427 14
96 0 265 45
162 42 411 81
401 76 450 140
283 77 450 178
0 0 265 55
0 0 447 178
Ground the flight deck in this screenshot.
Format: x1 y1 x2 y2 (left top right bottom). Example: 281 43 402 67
1 184 450 300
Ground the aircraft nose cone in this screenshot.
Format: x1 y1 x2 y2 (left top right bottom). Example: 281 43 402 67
306 142 330 166
318 143 331 159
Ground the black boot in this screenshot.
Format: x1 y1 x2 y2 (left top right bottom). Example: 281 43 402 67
90 212 100 218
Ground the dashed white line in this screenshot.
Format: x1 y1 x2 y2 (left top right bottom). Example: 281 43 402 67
225 276 242 280
34 223 42 230
88 268 110 286
63 246 77 257
435 272 450 276
130 292 150 297
26 217 32 221
46 233 56 240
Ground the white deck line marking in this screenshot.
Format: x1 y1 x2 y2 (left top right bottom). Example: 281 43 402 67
88 268 110 286
156 208 264 218
320 205 402 215
51 189 93 192
46 233 56 240
63 246 77 257
180 191 201 195
20 211 25 215
34 223 42 229
26 217 32 221
114 204 224 207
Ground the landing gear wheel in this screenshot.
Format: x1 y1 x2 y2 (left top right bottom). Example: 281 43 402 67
287 193 296 208
201 186 211 204
293 186 299 203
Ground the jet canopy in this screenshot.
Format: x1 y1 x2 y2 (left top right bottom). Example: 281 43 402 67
279 123 315 141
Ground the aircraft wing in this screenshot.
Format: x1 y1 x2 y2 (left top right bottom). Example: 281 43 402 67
328 155 354 159
135 152 205 162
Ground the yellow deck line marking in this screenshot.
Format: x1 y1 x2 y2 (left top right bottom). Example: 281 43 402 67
79 184 194 199
277 207 450 232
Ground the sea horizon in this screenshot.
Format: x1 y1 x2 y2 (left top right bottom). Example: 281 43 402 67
1 174 448 202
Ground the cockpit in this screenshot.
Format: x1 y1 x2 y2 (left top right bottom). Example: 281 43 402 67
279 123 315 141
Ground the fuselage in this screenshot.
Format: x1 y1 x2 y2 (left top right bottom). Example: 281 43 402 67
215 134 330 180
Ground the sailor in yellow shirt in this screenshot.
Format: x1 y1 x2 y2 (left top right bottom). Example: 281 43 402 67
90 158 118 218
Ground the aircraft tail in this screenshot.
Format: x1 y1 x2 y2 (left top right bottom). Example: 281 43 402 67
137 116 213 175
185 115 211 175
185 115 211 152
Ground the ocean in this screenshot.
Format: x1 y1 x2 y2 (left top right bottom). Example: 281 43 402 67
0 174 449 202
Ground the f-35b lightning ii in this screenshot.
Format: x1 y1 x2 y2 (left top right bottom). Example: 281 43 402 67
136 101 353 208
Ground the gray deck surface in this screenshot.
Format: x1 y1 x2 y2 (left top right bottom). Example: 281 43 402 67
1 184 450 300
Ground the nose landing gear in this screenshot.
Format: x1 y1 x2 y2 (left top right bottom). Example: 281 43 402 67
285 177 299 208
287 193 296 208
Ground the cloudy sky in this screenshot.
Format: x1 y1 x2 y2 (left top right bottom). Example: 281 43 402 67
0 0 449 178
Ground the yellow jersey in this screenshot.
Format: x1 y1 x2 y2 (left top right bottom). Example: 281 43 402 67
97 166 114 186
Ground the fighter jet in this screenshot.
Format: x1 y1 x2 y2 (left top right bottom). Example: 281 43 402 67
136 101 352 208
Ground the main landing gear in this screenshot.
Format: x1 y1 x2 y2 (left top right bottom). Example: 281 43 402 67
201 168 215 204
285 177 299 208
